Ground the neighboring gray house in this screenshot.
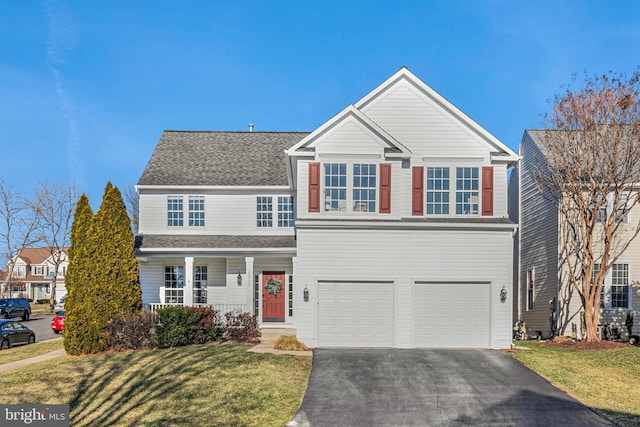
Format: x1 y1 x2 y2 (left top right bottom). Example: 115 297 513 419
136 67 519 349
509 129 640 339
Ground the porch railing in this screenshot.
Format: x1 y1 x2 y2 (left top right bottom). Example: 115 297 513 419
149 303 247 313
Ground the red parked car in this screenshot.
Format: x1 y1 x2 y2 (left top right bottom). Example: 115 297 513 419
51 310 66 334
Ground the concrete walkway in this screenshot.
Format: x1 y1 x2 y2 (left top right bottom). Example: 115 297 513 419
0 349 67 372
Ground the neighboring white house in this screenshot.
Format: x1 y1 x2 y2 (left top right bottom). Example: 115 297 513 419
508 129 639 339
0 248 68 302
136 67 519 349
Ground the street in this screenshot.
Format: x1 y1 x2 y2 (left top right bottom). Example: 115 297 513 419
24 313 60 343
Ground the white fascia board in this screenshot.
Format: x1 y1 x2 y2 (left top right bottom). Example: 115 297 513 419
136 185 291 191
355 67 519 163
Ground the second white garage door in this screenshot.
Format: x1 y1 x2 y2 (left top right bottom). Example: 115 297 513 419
414 282 491 348
317 282 394 347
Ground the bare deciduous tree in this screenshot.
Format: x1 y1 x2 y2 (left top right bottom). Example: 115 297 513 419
533 70 640 341
0 180 41 297
31 182 80 309
123 184 139 235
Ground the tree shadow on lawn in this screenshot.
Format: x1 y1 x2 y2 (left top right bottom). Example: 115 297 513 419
67 344 255 427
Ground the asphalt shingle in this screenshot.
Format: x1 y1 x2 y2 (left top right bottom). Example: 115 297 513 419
137 131 309 186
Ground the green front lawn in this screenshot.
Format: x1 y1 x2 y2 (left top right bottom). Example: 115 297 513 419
512 341 640 426
1 343 312 426
0 339 64 364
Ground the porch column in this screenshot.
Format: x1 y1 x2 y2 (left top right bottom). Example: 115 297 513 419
184 256 194 306
245 257 254 313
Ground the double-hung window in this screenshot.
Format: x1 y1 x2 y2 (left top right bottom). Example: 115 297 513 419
323 163 376 213
424 166 480 216
33 266 44 276
455 167 479 215
426 167 450 215
611 263 630 309
189 196 205 227
257 197 273 227
167 196 184 227
353 164 376 212
257 196 294 227
278 196 295 227
324 163 347 212
596 262 631 309
593 193 630 224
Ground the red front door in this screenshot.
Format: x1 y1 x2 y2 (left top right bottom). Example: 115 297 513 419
262 272 285 322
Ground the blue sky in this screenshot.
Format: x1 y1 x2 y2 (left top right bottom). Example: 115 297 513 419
1 1 639 204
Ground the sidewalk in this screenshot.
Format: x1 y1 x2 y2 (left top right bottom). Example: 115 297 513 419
0 349 67 372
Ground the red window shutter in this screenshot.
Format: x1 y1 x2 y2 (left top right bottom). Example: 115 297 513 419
412 166 424 216
379 163 391 214
308 162 320 213
482 166 494 216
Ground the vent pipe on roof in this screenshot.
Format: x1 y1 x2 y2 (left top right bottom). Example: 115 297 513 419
248 123 254 132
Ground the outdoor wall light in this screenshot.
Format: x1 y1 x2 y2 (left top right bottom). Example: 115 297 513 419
500 285 507 303
237 272 242 286
303 284 309 302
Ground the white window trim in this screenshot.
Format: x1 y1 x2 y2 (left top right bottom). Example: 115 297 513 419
322 161 379 214
256 195 295 228
599 261 632 310
424 162 483 217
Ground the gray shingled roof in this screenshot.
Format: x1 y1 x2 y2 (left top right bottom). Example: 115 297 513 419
136 235 296 250
138 131 309 186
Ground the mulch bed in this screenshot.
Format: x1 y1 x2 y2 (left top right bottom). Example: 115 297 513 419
540 337 633 350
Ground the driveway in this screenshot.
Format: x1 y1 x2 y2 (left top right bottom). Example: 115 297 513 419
287 349 614 427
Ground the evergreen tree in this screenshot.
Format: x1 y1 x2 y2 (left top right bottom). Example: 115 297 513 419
63 183 142 355
63 194 95 355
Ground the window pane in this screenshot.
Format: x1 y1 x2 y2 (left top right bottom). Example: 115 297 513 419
256 196 273 227
353 163 376 212
455 168 479 215
167 196 184 226
426 167 449 215
188 195 205 227
324 163 347 212
278 196 295 227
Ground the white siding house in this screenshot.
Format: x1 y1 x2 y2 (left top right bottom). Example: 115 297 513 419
137 67 519 349
509 130 640 339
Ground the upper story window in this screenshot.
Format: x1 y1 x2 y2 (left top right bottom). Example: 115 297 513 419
455 167 479 215
323 163 376 213
33 266 44 275
168 195 205 227
188 196 205 227
12 266 25 277
167 196 184 227
278 196 295 227
257 196 273 227
424 166 479 216
426 167 450 215
324 163 347 212
353 164 376 212
257 196 294 228
592 193 630 225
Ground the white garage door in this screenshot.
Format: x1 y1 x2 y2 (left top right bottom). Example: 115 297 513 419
414 282 491 348
318 282 394 347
